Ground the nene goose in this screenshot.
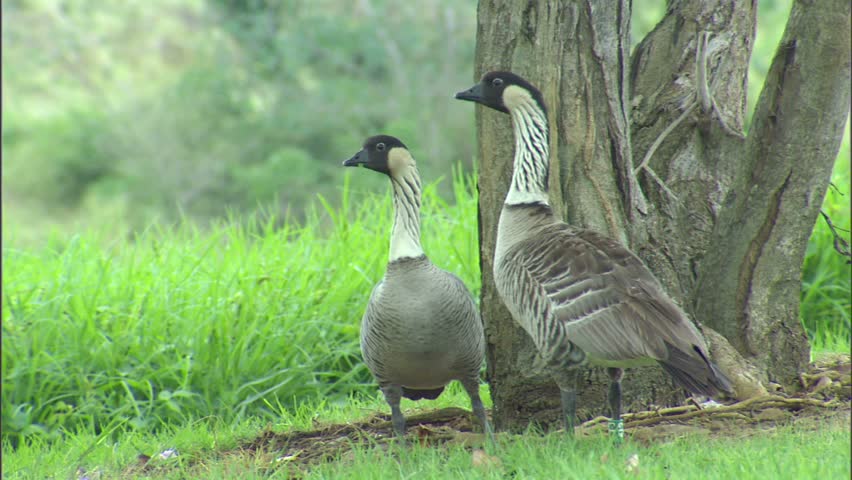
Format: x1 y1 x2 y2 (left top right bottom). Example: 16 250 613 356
343 135 492 440
455 72 731 438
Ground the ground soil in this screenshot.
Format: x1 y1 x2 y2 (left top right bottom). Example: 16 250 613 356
127 354 851 477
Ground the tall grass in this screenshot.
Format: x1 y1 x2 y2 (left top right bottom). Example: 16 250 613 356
2 157 848 447
1 168 480 446
800 133 851 351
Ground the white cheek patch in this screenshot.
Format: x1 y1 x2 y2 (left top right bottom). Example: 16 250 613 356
388 147 414 173
503 85 534 110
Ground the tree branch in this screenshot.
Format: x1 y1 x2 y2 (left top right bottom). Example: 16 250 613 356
820 210 852 263
747 1 851 153
694 0 851 388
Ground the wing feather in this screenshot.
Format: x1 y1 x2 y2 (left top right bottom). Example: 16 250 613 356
497 222 731 395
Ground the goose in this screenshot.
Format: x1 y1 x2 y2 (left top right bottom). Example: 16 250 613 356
343 135 492 440
454 72 732 438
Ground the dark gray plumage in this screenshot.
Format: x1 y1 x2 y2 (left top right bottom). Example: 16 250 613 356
455 72 732 436
343 135 491 440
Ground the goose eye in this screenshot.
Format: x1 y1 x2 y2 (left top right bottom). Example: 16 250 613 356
492 78 503 87
376 143 386 151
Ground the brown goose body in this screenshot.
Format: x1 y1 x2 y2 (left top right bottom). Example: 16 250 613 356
456 72 731 435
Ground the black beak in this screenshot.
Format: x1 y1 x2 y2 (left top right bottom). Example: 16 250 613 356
343 149 366 167
454 83 483 103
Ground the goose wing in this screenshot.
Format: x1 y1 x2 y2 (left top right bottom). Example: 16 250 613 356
500 223 730 394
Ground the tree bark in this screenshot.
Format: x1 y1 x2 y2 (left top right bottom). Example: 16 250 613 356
693 0 851 388
473 0 850 432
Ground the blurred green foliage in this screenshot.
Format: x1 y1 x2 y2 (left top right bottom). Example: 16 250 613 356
4 0 846 337
3 0 819 238
3 0 479 231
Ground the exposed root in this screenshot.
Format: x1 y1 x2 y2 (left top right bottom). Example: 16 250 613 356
578 395 839 431
633 31 748 210
633 102 696 176
696 31 745 139
625 395 838 429
641 166 682 209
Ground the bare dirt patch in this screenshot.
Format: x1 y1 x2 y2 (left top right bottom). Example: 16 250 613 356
126 354 850 477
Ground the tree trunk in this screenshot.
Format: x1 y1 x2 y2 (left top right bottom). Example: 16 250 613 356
692 0 851 389
473 0 850 432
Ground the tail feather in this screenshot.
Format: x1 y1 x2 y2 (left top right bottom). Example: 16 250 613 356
402 386 445 401
660 342 733 397
707 359 733 394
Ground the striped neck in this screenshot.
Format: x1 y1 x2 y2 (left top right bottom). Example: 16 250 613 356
504 88 550 206
388 166 424 262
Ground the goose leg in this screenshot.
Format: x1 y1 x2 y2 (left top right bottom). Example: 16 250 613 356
461 379 495 444
560 387 577 435
380 384 406 438
606 367 624 442
554 370 580 435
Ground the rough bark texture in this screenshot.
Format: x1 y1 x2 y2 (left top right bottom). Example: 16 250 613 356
629 0 756 301
473 0 850 432
693 0 851 388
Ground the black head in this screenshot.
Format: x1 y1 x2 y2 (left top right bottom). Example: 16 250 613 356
454 71 546 115
342 135 410 176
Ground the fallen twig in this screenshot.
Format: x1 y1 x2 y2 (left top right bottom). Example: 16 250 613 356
625 395 839 429
579 394 841 431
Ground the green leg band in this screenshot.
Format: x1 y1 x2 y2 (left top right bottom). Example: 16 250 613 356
607 419 624 442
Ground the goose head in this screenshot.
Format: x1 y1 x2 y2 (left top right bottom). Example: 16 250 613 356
454 71 547 116
343 135 415 177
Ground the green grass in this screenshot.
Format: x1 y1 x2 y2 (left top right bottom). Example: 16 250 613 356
800 129 851 350
1 167 480 447
3 382 848 479
308 423 849 480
